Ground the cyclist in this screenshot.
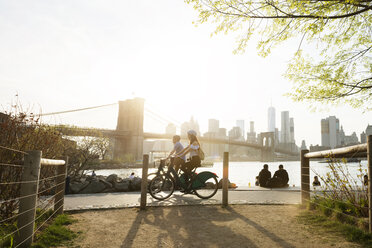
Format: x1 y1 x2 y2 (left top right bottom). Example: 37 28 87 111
166 135 186 172
176 130 202 191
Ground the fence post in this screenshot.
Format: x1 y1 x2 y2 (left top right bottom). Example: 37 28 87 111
15 150 42 248
54 157 67 215
367 135 372 233
301 149 310 205
140 154 149 210
222 152 229 207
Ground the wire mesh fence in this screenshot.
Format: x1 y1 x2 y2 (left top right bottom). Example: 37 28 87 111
0 146 67 248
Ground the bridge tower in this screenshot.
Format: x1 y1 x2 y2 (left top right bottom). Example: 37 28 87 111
260 132 275 162
114 98 144 161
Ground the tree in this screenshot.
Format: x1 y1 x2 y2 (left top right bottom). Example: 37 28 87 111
185 0 372 110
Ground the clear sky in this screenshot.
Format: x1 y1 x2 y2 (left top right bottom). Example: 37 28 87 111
0 0 371 147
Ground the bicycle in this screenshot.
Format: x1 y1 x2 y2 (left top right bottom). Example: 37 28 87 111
148 158 219 200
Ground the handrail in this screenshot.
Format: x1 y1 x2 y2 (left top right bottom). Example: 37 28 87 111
304 143 367 159
40 158 65 166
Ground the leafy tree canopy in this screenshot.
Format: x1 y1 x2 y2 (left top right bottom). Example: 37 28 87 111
185 0 372 110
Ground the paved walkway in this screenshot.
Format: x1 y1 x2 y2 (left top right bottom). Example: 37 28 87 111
64 187 301 211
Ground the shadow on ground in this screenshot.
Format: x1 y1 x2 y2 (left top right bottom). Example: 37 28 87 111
121 203 295 248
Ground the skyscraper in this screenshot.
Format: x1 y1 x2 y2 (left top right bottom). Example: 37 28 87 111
268 107 276 132
290 118 295 143
165 123 176 135
321 116 340 148
281 111 290 144
236 120 245 140
247 121 256 143
208 119 219 133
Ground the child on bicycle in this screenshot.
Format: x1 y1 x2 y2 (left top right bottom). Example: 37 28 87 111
166 135 186 173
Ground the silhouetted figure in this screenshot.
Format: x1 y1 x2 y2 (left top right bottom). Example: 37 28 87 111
92 170 96 177
65 176 70 194
258 164 271 187
364 175 368 186
267 164 289 188
313 176 321 186
255 176 259 186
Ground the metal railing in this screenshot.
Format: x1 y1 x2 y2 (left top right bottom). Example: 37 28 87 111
300 135 371 232
0 147 67 248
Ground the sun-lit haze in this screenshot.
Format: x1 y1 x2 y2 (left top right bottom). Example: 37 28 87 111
0 0 371 147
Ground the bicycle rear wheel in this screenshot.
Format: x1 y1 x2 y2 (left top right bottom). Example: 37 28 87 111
149 175 175 200
193 173 218 199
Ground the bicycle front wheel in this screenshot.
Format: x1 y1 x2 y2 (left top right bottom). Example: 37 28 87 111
193 173 218 199
149 175 175 200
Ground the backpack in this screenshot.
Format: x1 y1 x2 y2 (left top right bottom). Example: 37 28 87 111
198 147 205 160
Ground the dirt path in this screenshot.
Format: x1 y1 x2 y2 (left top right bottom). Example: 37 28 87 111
66 205 360 248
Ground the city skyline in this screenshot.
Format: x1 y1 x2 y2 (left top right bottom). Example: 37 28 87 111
0 0 371 147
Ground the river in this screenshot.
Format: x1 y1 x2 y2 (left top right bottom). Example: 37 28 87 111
95 160 368 187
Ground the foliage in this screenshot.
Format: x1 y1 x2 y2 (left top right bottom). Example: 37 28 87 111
0 103 68 223
312 159 368 217
185 0 372 110
297 211 372 247
31 214 77 248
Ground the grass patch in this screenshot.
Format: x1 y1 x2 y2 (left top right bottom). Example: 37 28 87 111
31 214 77 248
298 209 372 248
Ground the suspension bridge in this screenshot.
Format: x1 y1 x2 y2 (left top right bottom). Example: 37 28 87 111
43 98 299 162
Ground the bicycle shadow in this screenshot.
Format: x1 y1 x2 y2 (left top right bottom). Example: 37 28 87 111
121 204 258 248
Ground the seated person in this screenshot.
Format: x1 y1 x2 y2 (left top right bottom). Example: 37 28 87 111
255 176 260 186
267 164 289 188
312 176 321 186
258 164 271 187
166 135 186 172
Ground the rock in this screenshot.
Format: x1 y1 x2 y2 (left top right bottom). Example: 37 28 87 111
69 181 89 194
115 179 130 192
99 179 113 189
218 179 231 189
106 174 118 184
79 181 107 194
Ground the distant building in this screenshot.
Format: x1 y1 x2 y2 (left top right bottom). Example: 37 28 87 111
181 116 200 136
208 119 219 133
366 125 372 136
344 132 359 146
236 120 245 140
280 111 290 144
361 131 366 143
218 128 227 138
321 116 340 149
361 125 372 143
301 140 307 150
228 126 241 140
247 121 256 143
290 118 295 143
268 107 275 132
165 123 177 135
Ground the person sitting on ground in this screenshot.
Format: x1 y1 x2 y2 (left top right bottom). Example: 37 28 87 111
312 176 321 186
255 176 260 186
129 172 135 179
92 170 96 177
267 164 289 188
258 164 271 187
166 135 186 173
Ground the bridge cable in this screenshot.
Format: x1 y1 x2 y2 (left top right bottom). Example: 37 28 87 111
36 103 117 117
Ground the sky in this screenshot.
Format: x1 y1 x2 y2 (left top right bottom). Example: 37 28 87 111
0 0 371 147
